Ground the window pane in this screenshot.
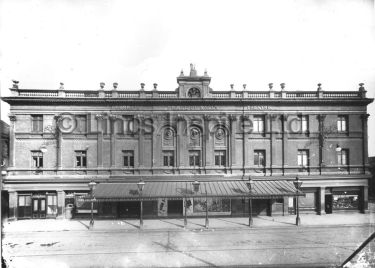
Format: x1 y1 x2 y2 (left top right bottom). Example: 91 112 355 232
259 120 264 132
163 156 168 166
189 156 194 166
195 156 200 166
221 155 226 166
40 200 46 211
337 153 342 165
130 156 134 167
82 156 87 167
39 157 43 167
25 196 31 206
76 156 81 167
298 153 302 166
342 119 347 131
170 156 174 166
260 153 265 166
19 196 25 206
337 119 341 131
215 155 219 166
254 153 259 166
342 151 347 165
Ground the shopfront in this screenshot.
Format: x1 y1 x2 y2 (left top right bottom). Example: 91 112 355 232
17 192 58 219
78 179 304 220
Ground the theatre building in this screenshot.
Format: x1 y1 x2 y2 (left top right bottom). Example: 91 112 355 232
1 65 373 221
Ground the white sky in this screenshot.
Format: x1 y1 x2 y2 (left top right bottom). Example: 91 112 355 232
1 0 375 154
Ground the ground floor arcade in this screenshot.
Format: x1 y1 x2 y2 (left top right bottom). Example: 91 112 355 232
2 177 369 221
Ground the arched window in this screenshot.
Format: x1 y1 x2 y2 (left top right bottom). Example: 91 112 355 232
214 126 228 167
188 126 202 167
162 127 176 167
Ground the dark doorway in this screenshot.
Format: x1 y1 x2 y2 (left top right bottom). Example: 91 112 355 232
325 195 333 214
32 197 46 219
117 201 140 218
167 200 183 217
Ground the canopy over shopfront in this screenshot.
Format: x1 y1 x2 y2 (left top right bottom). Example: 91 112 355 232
79 180 305 202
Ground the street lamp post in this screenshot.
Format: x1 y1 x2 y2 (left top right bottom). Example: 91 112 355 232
246 177 254 227
88 180 97 229
137 179 145 228
204 184 209 228
293 176 303 226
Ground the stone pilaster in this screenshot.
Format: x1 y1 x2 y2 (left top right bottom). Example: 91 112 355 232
318 187 326 215
228 115 237 168
8 191 18 220
176 115 185 168
57 191 66 219
8 114 16 167
269 114 278 175
137 115 145 168
95 114 104 168
281 114 288 175
361 186 369 213
361 114 370 174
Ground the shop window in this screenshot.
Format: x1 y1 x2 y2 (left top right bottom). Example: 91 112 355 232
253 116 265 133
189 150 200 167
163 151 174 167
337 149 349 166
332 191 359 210
193 198 230 213
254 150 265 167
31 115 43 133
297 150 309 172
75 151 87 167
123 150 134 167
214 150 226 166
18 195 32 218
47 194 58 216
299 192 316 211
31 151 43 168
337 115 348 133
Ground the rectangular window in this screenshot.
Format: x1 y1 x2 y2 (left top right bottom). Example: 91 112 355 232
214 150 226 166
75 115 87 133
337 149 349 166
47 194 57 215
163 151 174 167
18 195 32 206
31 151 43 168
189 150 200 166
253 116 265 133
123 150 134 168
75 151 87 167
299 115 309 133
31 115 43 132
297 150 309 171
254 150 266 167
337 115 348 132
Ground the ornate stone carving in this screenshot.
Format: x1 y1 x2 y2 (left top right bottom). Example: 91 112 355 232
215 128 225 140
188 88 201 98
8 114 16 121
228 115 237 121
360 114 370 121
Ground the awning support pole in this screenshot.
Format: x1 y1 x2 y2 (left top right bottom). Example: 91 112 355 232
184 197 187 227
249 197 253 227
205 186 209 228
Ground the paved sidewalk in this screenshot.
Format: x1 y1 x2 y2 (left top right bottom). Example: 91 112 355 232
3 212 374 233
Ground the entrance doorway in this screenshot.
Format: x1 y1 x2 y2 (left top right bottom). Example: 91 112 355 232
32 197 46 218
167 200 183 217
325 194 333 214
118 201 140 218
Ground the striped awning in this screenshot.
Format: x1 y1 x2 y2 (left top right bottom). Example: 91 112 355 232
80 180 304 202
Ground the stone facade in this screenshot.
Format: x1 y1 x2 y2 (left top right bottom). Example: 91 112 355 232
1 68 373 220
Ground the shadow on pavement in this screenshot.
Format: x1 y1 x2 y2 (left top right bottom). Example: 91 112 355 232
121 220 140 229
159 219 184 228
257 216 296 226
216 218 249 227
77 220 90 230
